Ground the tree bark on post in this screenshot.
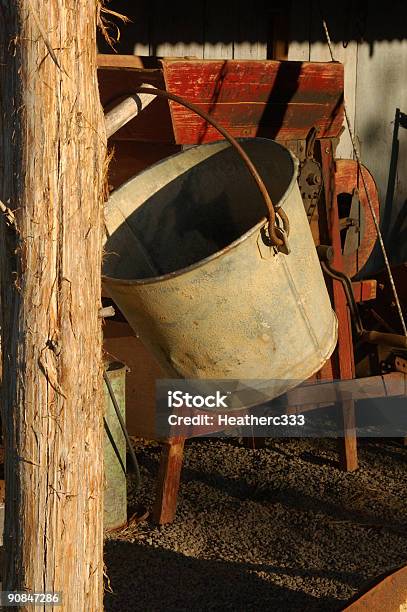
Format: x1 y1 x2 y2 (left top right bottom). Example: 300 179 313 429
0 2 106 609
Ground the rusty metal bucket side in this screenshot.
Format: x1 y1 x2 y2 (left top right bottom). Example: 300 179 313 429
103 361 127 531
102 139 337 404
343 564 407 611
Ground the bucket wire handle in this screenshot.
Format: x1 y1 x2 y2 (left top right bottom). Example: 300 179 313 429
135 86 289 250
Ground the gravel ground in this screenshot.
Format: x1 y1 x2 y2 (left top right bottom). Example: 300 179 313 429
104 437 407 611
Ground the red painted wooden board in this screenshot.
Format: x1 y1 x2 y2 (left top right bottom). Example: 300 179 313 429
351 279 377 303
162 59 344 144
97 56 344 144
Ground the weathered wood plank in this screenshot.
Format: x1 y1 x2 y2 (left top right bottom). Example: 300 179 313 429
267 5 290 60
97 54 151 69
287 3 357 158
352 279 377 303
132 1 152 56
286 372 407 407
97 57 344 143
203 1 235 59
355 35 407 268
163 60 344 103
287 0 311 61
152 0 204 58
162 59 344 143
234 0 268 60
309 27 358 158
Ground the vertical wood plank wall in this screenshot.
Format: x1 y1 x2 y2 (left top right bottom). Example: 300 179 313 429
288 2 357 160
354 35 407 268
106 1 285 60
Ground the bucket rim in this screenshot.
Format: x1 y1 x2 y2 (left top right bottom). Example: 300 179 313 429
103 137 299 287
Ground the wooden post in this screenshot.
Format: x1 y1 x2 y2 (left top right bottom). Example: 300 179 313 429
0 2 106 609
319 139 358 472
153 438 185 525
338 399 358 472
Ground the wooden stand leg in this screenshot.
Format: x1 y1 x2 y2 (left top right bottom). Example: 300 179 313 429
243 407 269 449
153 437 185 525
244 437 266 450
338 399 358 472
319 140 359 472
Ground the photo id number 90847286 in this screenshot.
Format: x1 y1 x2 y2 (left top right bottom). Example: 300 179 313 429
0 592 62 606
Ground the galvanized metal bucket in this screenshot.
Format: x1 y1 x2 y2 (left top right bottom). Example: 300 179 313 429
102 137 337 406
103 361 127 531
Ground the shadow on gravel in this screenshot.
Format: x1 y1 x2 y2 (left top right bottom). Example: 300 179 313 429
115 438 407 610
359 439 407 465
104 541 339 612
177 464 406 537
298 451 339 468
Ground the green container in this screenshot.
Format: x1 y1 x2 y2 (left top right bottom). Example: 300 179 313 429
104 361 127 530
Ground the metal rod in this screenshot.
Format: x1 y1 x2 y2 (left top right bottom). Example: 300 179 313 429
103 417 126 475
103 370 141 492
321 260 364 335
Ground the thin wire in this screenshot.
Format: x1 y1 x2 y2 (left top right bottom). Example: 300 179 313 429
321 18 407 337
104 370 141 491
